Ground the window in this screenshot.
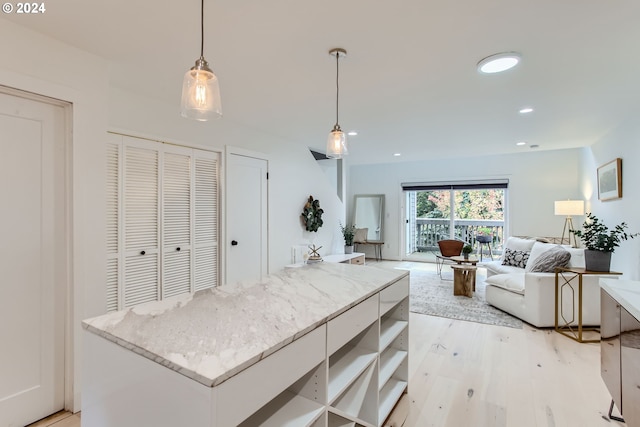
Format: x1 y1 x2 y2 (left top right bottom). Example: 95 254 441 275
403 180 507 259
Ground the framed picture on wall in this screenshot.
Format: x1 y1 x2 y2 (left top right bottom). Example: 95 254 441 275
597 158 622 201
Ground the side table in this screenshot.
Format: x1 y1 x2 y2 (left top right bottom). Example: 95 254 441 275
452 265 476 297
554 267 622 343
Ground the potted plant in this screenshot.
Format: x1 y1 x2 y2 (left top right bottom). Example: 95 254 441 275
462 244 473 260
340 222 356 254
570 213 638 271
476 227 493 244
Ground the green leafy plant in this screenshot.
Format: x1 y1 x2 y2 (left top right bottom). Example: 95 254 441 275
570 213 638 253
340 222 356 246
301 196 323 232
462 244 473 254
477 227 493 236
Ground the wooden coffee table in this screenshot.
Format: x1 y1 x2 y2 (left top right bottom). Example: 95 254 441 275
450 256 479 265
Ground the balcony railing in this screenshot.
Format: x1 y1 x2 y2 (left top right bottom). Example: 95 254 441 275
414 218 504 253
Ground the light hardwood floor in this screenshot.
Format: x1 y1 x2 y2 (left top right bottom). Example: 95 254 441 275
390 261 622 427
34 261 623 427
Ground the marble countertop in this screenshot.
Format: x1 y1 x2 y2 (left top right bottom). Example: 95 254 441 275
83 263 408 388
601 279 640 320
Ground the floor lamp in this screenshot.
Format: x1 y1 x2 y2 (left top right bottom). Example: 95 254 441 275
554 200 585 247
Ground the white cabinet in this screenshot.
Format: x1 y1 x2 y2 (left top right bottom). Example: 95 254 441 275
106 133 220 311
83 272 409 427
601 281 640 427
240 276 410 427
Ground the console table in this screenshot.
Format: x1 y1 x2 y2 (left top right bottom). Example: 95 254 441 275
323 252 365 265
82 263 409 427
554 267 621 343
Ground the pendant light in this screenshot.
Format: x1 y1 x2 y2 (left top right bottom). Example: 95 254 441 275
326 48 348 159
180 0 222 121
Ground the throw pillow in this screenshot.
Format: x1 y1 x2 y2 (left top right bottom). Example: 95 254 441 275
525 242 561 271
502 248 530 268
528 246 571 273
353 228 368 243
500 237 536 262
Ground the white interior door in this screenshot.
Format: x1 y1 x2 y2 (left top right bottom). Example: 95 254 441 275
226 152 268 285
0 91 66 425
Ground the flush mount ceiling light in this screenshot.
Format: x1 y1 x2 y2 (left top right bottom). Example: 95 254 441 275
180 0 222 121
326 48 348 159
477 52 521 74
516 141 527 146
519 107 534 114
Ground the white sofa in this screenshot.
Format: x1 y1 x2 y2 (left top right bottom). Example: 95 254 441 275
482 237 608 328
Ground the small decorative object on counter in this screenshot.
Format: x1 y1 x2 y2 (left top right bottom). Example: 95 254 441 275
307 244 323 263
570 213 638 271
301 195 324 232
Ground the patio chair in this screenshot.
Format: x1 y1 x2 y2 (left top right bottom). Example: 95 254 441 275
436 239 464 279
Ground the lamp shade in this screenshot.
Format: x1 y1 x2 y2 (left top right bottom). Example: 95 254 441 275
554 200 584 216
180 58 222 121
326 127 348 159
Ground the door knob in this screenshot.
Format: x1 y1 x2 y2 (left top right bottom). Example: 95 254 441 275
231 240 238 246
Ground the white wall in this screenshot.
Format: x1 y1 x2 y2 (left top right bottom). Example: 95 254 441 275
348 149 583 260
1 19 344 412
108 87 346 270
0 18 108 411
578 113 640 279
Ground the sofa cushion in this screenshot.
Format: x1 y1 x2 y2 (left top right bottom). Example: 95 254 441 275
484 260 524 276
525 242 560 272
485 273 525 295
501 237 537 261
528 246 571 272
502 248 530 268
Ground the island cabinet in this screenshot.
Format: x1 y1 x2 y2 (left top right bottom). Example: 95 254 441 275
601 280 640 427
82 263 409 427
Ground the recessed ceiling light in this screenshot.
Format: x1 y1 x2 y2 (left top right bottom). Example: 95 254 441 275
519 107 534 114
477 52 521 74
347 131 358 136
393 153 401 157
516 141 527 146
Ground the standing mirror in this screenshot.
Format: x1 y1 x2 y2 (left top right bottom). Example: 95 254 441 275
353 194 385 242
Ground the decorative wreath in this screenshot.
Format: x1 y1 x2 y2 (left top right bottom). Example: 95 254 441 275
301 195 324 232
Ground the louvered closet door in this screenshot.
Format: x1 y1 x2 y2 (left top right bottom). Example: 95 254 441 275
194 150 219 291
123 137 160 308
162 146 192 298
106 135 121 312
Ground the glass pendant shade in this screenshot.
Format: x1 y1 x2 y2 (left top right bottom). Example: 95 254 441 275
181 58 222 121
326 125 348 159
326 48 348 159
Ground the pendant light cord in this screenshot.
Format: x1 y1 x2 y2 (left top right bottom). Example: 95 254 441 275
200 0 205 58
335 51 340 127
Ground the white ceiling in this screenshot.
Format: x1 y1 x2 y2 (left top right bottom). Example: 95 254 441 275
4 0 640 165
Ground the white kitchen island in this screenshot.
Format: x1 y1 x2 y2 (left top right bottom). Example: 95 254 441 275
82 262 410 427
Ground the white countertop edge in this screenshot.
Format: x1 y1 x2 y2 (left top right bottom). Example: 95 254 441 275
82 266 409 388
601 278 640 320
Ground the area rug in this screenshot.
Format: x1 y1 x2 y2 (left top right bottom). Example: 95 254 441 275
408 270 523 329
